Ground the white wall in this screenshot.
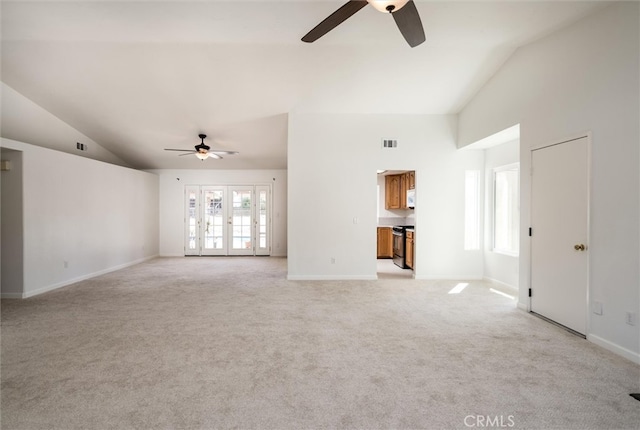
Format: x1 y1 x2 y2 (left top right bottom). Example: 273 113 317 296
0 138 159 298
482 139 519 289
1 82 130 168
458 3 639 361
149 169 287 257
1 149 24 297
288 113 484 280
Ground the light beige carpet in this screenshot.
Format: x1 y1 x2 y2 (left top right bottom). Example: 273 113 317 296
1 257 639 429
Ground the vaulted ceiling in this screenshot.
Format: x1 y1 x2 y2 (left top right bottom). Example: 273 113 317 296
1 1 608 169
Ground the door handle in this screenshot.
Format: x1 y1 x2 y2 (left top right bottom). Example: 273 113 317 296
574 244 586 251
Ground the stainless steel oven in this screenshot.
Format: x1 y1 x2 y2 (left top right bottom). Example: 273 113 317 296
392 226 405 268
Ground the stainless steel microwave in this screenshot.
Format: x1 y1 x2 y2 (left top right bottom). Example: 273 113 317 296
407 189 415 208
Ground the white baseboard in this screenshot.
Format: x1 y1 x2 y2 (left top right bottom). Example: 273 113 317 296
161 254 288 258
287 275 377 281
18 255 158 299
516 301 528 311
0 292 24 299
482 276 518 292
587 334 640 365
413 275 483 280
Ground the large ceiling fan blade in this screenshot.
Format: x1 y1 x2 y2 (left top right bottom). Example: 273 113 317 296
208 153 222 160
178 152 195 157
209 150 239 155
302 0 368 43
391 0 425 48
165 148 194 152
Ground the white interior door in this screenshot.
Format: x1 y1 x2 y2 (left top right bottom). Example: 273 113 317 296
530 137 589 334
184 185 271 256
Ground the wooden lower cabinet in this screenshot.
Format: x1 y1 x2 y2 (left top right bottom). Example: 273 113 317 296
406 230 414 269
377 227 393 258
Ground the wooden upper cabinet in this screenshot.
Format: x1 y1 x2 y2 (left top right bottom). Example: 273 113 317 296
384 171 415 210
408 171 415 190
400 173 408 209
385 175 401 209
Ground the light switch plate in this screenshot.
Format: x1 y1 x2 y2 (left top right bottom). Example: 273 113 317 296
592 301 603 315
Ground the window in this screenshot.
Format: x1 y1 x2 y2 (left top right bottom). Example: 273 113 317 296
493 163 519 255
464 170 481 250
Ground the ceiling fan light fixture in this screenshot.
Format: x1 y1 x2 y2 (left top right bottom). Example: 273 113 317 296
367 0 409 13
164 133 238 161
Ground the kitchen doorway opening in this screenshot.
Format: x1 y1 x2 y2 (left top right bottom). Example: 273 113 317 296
376 169 416 279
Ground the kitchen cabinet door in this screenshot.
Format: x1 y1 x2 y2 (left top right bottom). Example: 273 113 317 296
377 227 393 258
406 231 414 269
400 173 409 209
385 175 401 209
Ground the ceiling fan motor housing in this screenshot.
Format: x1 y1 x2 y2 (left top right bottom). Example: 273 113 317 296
196 134 210 151
367 0 409 13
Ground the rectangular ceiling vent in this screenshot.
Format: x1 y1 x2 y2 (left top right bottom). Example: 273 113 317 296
76 142 88 151
382 139 398 149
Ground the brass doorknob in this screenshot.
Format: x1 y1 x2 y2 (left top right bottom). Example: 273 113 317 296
574 244 586 251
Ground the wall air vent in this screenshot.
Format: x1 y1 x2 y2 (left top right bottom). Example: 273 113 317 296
382 139 398 149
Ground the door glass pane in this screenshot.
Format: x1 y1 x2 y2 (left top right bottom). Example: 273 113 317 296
232 190 252 249
258 190 267 249
188 190 197 251
204 190 224 250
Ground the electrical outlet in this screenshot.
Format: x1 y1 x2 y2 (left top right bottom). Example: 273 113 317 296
591 301 603 315
625 312 637 326
330 257 336 264
63 260 68 269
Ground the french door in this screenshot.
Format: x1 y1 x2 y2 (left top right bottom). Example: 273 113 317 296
185 185 271 256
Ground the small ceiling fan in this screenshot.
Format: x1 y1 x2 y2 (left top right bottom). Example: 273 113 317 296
164 134 238 161
302 0 425 48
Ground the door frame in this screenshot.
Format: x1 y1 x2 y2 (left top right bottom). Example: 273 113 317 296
227 185 257 256
184 184 272 257
528 132 591 335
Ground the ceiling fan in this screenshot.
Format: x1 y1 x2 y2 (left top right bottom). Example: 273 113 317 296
302 0 425 48
164 134 239 161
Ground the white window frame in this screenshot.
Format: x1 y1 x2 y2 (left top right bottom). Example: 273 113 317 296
492 163 520 256
464 170 481 251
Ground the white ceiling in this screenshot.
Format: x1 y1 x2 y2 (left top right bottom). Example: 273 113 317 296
0 1 608 169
